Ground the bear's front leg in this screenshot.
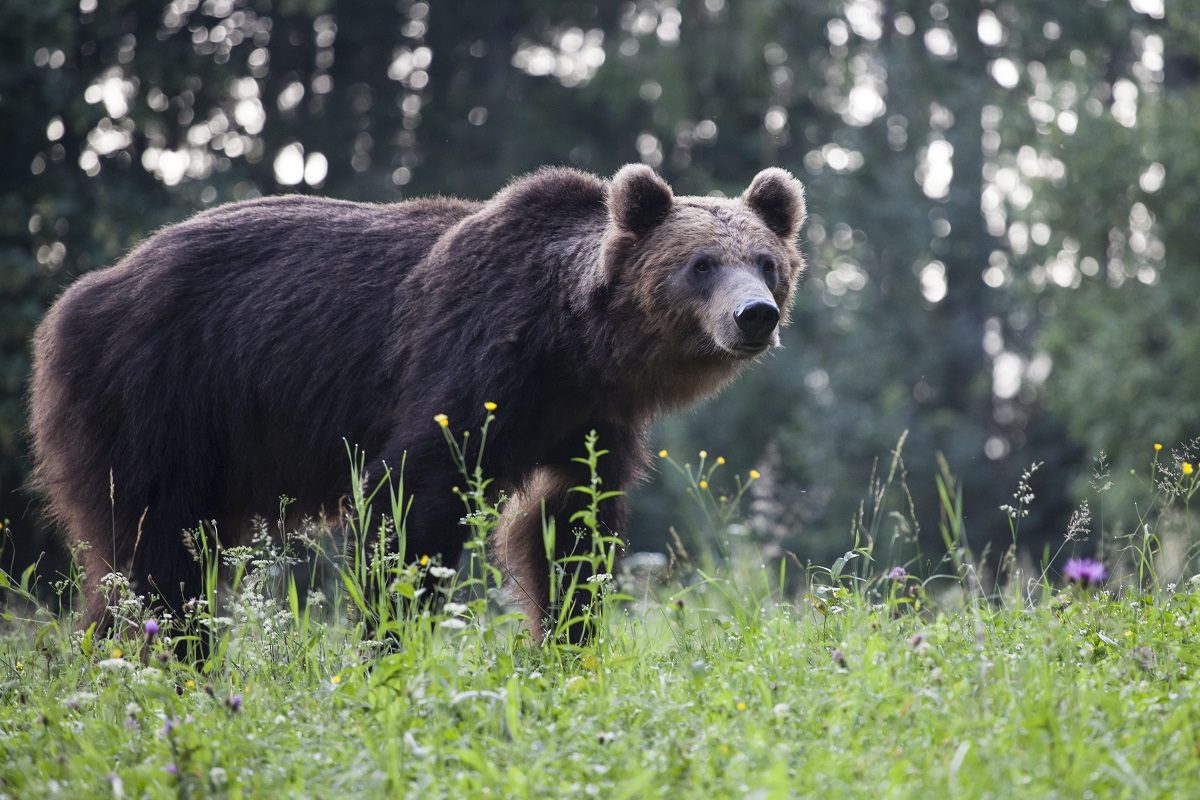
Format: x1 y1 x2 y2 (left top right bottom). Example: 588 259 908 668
494 424 645 644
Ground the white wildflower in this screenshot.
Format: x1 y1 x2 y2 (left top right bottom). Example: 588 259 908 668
99 658 135 671
64 691 97 709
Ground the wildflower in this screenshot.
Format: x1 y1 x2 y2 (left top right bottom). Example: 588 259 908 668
698 480 709 490
716 456 726 465
1063 558 1107 588
658 449 668 458
1155 443 1163 452
428 565 456 580
99 658 134 671
444 602 469 616
185 679 196 690
735 702 747 711
586 573 612 584
484 401 497 411
1185 463 1195 476
439 618 467 630
699 450 708 460
144 619 159 639
419 554 430 566
225 694 243 713
111 647 123 659
433 413 449 428
832 648 848 669
331 674 342 686
887 566 907 581
65 691 98 709
165 764 178 776
749 469 761 480
772 703 789 717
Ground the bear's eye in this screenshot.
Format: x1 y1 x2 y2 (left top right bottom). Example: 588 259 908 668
760 257 777 277
692 256 716 274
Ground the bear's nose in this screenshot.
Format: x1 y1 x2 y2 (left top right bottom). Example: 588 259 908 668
734 300 780 342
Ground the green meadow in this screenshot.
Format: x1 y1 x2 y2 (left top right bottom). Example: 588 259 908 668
3 433 1199 799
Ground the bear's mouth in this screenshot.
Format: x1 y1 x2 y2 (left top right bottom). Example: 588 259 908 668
730 341 771 358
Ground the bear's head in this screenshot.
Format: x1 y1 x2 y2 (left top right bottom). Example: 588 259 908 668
601 164 806 404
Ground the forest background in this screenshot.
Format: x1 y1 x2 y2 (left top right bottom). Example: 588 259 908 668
1 0 1192 578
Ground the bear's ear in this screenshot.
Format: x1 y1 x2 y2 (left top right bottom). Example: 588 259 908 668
742 168 807 241
609 164 673 237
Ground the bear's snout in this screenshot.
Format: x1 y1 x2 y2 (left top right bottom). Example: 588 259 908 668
733 300 780 345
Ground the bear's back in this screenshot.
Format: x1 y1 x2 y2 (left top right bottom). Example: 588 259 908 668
29 194 481 523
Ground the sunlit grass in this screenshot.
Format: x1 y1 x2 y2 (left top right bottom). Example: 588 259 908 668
2 433 1200 797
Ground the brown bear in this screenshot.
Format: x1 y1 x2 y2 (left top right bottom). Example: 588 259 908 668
28 164 806 640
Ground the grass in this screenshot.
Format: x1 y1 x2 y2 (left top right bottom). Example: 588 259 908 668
2 428 1200 798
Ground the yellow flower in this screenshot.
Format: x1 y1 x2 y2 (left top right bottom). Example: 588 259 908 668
699 450 708 460
1155 443 1163 452
331 674 342 685
749 469 761 480
484 401 497 412
433 413 449 428
1185 463 1195 476
185 679 196 689
111 648 123 659
658 449 668 458
699 480 709 490
736 702 747 711
716 456 726 465
419 554 430 566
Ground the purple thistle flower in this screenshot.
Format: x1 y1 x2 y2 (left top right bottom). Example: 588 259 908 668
165 764 178 776
1063 558 1107 587
226 693 243 713
887 566 907 581
144 619 159 638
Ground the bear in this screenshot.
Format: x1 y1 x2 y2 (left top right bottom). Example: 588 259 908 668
28 163 806 641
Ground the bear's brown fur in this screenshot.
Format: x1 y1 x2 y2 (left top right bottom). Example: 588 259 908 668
28 164 806 640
